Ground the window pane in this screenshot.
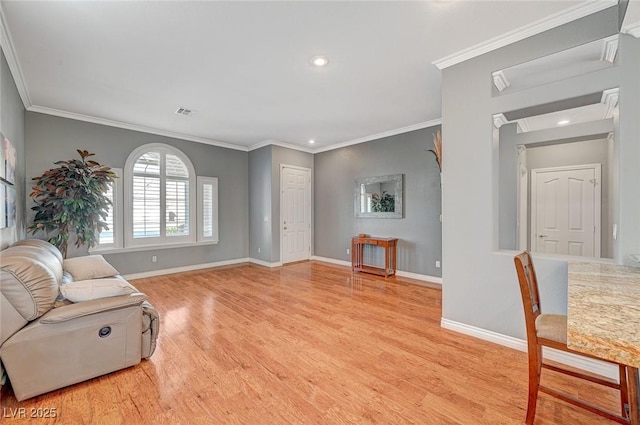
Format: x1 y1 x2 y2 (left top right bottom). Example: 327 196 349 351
99 182 114 244
202 183 213 237
166 154 189 178
133 152 160 175
133 175 160 238
166 178 189 237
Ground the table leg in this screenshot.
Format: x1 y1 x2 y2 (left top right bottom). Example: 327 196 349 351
628 367 639 425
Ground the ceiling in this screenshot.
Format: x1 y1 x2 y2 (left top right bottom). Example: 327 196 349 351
1 1 638 153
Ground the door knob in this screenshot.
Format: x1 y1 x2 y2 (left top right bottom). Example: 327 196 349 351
539 234 548 238
284 227 288 230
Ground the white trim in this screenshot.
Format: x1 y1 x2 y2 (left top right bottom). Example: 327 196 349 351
122 258 249 280
313 119 442 154
493 113 508 129
517 118 531 133
433 0 617 70
28 102 439 155
311 256 443 285
248 139 314 153
440 318 618 381
395 270 443 285
27 105 247 152
89 240 219 255
600 35 618 63
280 164 312 264
492 70 510 92
622 21 640 38
311 256 351 267
248 258 283 268
0 3 31 108
601 87 619 119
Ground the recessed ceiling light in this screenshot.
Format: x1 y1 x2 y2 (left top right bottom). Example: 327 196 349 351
557 120 570 125
309 139 316 144
311 56 329 67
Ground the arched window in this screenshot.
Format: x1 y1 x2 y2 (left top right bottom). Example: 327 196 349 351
124 144 196 247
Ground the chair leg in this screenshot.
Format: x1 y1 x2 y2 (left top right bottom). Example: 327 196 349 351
619 365 630 419
526 344 543 425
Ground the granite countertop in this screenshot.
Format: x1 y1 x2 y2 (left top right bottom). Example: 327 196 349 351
567 262 640 368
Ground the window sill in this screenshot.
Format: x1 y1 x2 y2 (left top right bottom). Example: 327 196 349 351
90 240 219 255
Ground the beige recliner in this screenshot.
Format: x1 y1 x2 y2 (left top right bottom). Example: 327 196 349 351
0 239 159 401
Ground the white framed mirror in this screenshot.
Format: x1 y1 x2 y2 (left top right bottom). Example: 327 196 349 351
354 174 403 219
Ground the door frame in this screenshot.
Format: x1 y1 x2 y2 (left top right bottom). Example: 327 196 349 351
530 163 601 257
279 164 312 264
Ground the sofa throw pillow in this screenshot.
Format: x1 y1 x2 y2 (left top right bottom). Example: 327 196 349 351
63 255 119 281
60 278 137 303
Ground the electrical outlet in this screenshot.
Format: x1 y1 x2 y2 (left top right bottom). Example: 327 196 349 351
435 260 441 268
257 247 261 253
346 248 350 255
151 255 157 263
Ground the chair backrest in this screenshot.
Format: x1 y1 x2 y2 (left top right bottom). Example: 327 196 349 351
514 251 541 345
0 241 62 345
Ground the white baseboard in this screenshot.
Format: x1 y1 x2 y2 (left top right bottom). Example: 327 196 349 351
248 258 283 268
440 318 618 381
311 256 351 267
311 256 443 285
123 258 250 280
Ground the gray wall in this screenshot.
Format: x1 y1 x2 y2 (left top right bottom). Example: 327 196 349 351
441 5 640 340
248 146 272 262
25 112 249 274
314 126 442 277
0 50 25 249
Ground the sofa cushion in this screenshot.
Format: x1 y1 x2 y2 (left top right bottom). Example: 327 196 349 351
59 278 137 303
63 255 119 281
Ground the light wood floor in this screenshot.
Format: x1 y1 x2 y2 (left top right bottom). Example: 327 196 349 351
1 261 621 424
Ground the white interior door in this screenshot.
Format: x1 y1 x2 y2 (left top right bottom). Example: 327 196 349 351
531 164 601 257
280 165 311 263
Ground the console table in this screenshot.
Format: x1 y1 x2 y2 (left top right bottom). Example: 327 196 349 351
351 236 398 277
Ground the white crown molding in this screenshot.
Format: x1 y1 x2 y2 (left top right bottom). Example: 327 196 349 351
248 139 314 154
27 105 248 152
433 0 617 70
440 318 618 381
517 118 531 133
600 34 618 63
622 21 640 38
313 119 442 154
0 3 32 108
492 70 510 92
493 113 508 128
601 87 619 119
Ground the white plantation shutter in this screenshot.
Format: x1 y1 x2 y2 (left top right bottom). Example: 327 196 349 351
197 176 218 243
125 144 195 247
97 168 122 249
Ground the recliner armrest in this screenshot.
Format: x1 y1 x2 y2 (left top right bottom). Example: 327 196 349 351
39 293 148 324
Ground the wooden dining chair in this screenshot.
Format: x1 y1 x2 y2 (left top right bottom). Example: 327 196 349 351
514 251 632 424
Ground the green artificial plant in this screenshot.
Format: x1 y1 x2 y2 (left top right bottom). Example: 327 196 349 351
370 191 395 212
28 150 117 258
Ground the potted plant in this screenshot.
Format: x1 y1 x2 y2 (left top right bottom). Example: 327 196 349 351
28 150 116 258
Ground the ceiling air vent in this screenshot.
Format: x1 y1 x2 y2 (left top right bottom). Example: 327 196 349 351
175 107 193 116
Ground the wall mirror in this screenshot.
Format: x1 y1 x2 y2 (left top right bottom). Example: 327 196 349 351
354 174 403 218
495 88 618 260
